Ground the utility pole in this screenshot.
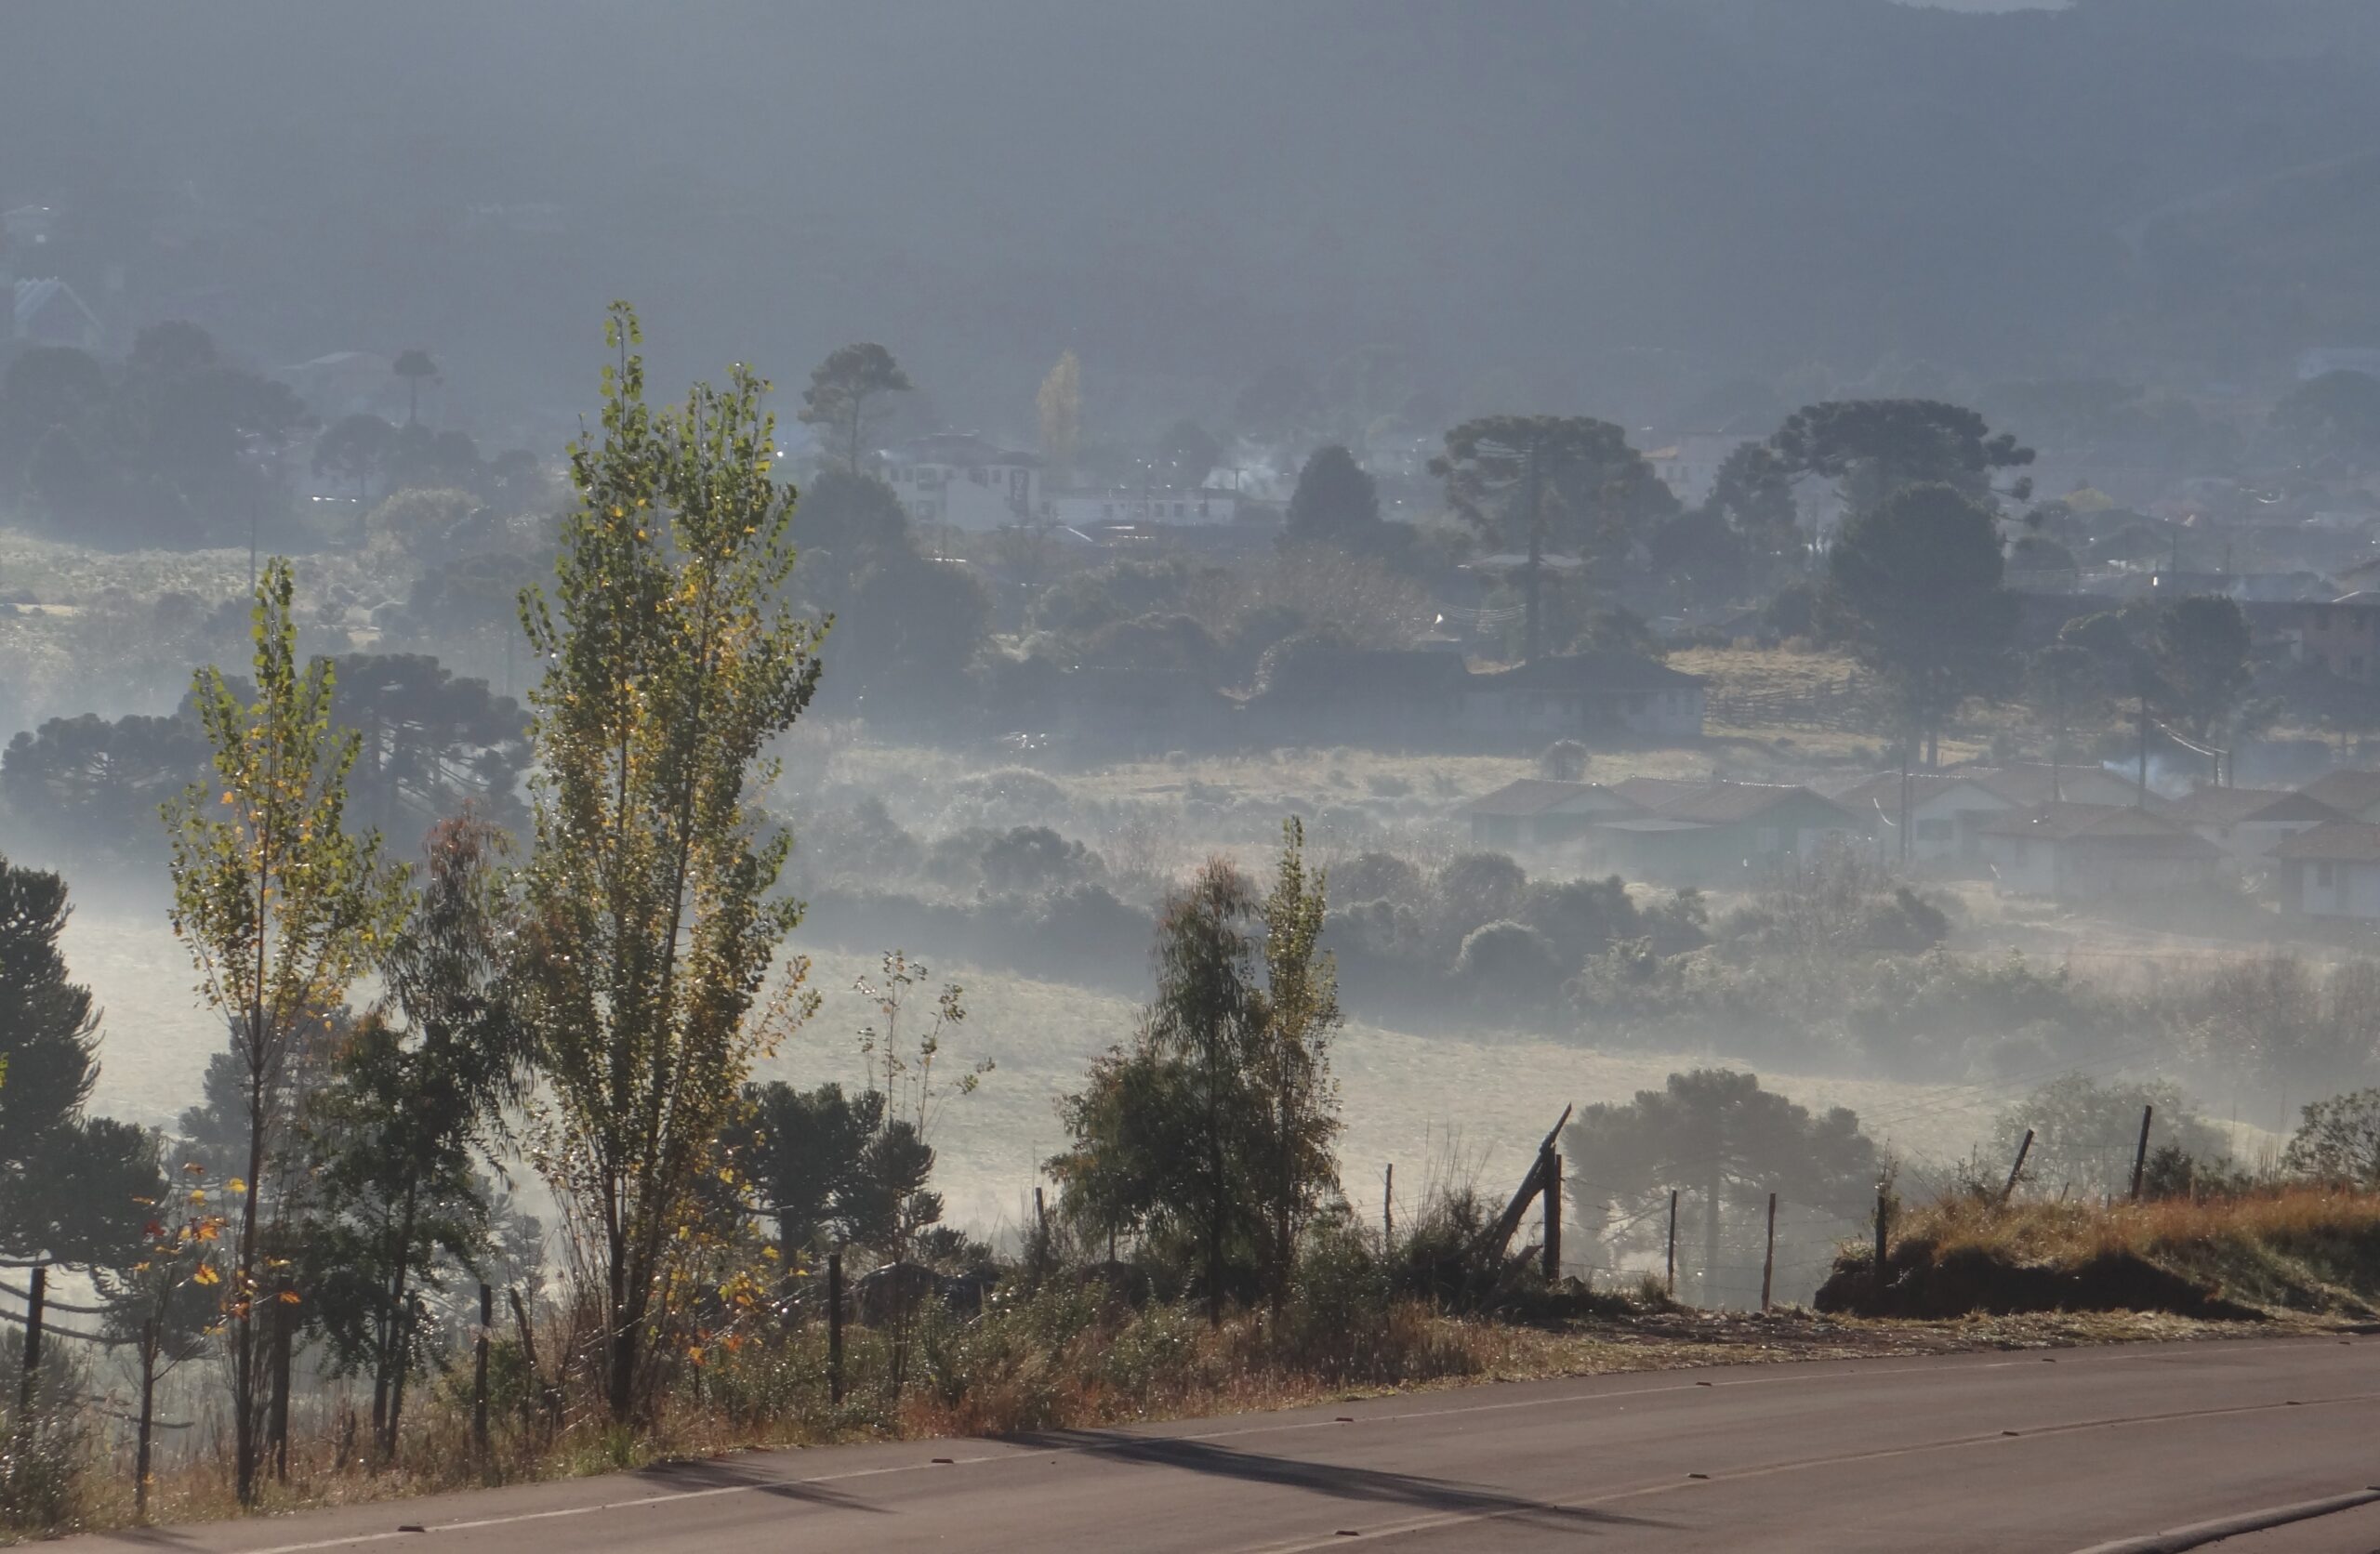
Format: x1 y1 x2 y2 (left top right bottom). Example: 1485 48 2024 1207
1665 1189 1679 1298
1383 1163 1395 1247
1760 1192 1777 1313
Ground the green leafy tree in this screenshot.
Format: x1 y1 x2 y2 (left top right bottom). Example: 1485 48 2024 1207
1431 415 1670 661
797 342 913 472
2283 1089 2380 1187
1821 481 2015 767
787 468 912 602
390 349 440 428
93 1161 229 1522
314 413 396 503
514 304 825 1424
1284 444 1382 550
0 858 160 1272
1254 820 1342 1316
2272 371 2380 473
1563 1071 1878 1307
298 813 523 1457
2154 594 2254 756
1771 399 2034 514
162 557 405 1506
1052 860 1266 1324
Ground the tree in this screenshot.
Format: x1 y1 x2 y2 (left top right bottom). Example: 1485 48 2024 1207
314 413 396 503
514 304 825 1425
2283 1089 2380 1187
390 349 439 428
2155 594 2254 761
2024 642 2108 800
1432 415 1667 661
93 1161 229 1522
1703 440 1803 586
1284 444 1382 549
1051 860 1266 1324
1157 419 1223 491
2272 371 2380 472
1254 820 1341 1316
162 558 405 1505
326 653 532 849
798 342 913 472
1037 350 1081 482
0 857 159 1272
728 1080 888 1260
1992 1075 2228 1199
1563 1071 1878 1307
1821 481 2015 767
787 468 912 603
1770 399 2034 515
298 814 523 1457
2 713 213 872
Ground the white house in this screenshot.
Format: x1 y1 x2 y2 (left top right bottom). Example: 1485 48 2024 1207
2272 821 2380 919
1044 487 1241 528
1461 779 1649 849
1977 803 2219 901
1455 652 1706 744
2166 786 2348 863
881 432 1042 533
1829 771 2015 863
11 277 101 350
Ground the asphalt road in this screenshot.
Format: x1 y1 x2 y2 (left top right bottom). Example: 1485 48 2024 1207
66 1337 2380 1554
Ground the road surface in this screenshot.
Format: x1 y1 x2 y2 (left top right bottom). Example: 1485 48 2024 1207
66 1337 2380 1553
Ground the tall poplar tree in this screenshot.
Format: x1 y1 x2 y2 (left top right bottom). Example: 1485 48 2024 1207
517 304 825 1424
164 557 405 1506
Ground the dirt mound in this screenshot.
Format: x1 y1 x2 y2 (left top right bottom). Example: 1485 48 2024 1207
1812 1239 2264 1322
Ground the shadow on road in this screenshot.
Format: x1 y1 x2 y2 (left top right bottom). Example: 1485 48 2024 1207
1007 1429 1669 1535
634 1455 889 1512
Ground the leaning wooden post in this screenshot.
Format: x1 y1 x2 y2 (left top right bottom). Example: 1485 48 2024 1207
2001 1128 2034 1203
18 1263 45 1413
1761 1192 1778 1313
1382 1163 1395 1248
473 1283 492 1458
826 1250 845 1407
1665 1189 1679 1297
1542 1153 1562 1282
2130 1105 2154 1202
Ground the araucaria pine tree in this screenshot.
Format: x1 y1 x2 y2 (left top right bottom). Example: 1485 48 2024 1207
516 304 825 1425
163 557 405 1507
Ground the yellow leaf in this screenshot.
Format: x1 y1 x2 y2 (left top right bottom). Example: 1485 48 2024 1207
277 1290 303 1306
192 1264 222 1286
226 1178 247 1195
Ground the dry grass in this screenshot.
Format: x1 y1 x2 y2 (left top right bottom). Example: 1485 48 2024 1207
1907 1186 2380 1267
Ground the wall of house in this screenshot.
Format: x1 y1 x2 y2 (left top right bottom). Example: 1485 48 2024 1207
890 462 1041 532
1983 837 2059 897
2288 859 2380 919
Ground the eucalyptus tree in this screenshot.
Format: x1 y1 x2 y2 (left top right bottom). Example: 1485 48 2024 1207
515 305 825 1424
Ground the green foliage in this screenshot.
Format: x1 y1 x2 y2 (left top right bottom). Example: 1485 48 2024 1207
514 304 826 1423
0 856 159 1268
163 555 406 1503
2154 594 2254 744
1771 399 2033 513
2283 1089 2380 1187
797 342 913 471
298 813 524 1456
1284 444 1383 549
313 413 397 503
1821 481 2015 759
1991 1075 2227 1201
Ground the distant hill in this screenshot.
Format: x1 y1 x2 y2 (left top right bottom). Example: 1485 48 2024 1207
5 0 2377 433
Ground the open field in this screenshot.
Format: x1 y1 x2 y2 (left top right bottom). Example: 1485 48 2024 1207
70 912 2183 1300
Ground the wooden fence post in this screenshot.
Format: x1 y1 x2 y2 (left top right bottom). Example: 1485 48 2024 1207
1542 1154 1561 1282
1873 1191 1890 1302
1383 1163 1394 1247
1665 1190 1679 1298
2002 1128 2034 1203
473 1283 492 1458
2131 1105 2154 1201
826 1251 845 1407
1761 1192 1777 1313
18 1264 44 1413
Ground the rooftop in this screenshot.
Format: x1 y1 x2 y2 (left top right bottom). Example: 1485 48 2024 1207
2166 786 2347 826
2273 820 2380 864
1610 777 1853 826
1977 802 2217 856
1460 779 1646 820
